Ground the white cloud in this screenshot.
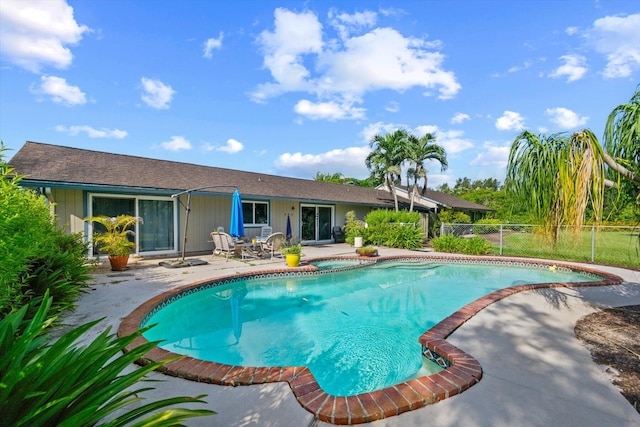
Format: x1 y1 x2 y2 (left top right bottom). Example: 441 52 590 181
294 99 366 120
507 60 532 73
161 136 191 151
318 27 460 99
361 121 406 143
549 54 588 82
590 13 640 78
495 111 525 131
416 127 473 155
251 8 460 115
565 26 579 36
545 107 589 129
469 144 510 168
252 8 323 101
275 145 371 178
0 0 90 72
204 138 244 154
384 101 399 113
55 125 127 138
140 77 175 109
328 9 377 40
31 75 86 106
451 112 470 124
203 32 223 59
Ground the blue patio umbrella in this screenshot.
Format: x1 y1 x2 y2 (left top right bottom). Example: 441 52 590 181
286 215 292 241
229 189 244 238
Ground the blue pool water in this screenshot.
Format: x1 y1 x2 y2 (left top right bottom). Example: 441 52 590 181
143 261 597 396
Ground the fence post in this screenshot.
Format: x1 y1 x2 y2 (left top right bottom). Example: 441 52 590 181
591 225 595 262
500 225 503 255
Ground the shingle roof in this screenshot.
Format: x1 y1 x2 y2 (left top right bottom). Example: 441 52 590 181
10 141 491 211
420 189 493 211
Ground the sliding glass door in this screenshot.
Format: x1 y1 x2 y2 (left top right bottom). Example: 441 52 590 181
89 194 176 255
301 205 333 243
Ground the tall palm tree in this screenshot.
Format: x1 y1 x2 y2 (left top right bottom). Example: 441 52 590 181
505 129 606 244
404 132 448 211
604 85 640 189
366 129 407 211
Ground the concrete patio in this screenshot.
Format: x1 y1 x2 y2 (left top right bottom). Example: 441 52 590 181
59 244 640 426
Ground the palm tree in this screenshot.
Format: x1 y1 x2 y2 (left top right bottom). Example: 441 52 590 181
366 129 407 211
506 87 640 242
505 130 605 244
404 132 448 211
604 85 640 189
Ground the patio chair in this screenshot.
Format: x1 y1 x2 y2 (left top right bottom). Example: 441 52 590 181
260 232 285 259
210 231 237 261
259 226 272 241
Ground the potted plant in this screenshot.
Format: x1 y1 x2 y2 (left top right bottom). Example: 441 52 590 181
356 246 378 257
85 215 139 271
281 242 302 267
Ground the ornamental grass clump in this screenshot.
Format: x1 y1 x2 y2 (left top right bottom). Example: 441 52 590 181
0 291 215 426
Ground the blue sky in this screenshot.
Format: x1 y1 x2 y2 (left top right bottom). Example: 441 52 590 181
1 0 638 188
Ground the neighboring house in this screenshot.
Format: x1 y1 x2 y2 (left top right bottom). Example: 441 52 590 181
10 142 491 256
389 186 494 221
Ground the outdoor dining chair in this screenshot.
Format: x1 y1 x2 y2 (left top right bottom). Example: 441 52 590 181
260 232 285 259
210 231 237 261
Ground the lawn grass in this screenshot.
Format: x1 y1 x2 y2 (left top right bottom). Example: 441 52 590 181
493 230 640 268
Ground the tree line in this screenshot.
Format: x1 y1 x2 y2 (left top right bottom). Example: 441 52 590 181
315 85 639 227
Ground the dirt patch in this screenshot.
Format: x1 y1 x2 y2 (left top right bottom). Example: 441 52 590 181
575 305 640 414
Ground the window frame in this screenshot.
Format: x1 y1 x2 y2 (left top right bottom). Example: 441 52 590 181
242 200 269 226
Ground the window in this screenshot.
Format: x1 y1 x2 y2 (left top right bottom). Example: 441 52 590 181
89 194 177 255
242 201 268 225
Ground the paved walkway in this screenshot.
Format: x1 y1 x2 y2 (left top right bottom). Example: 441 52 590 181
60 245 640 426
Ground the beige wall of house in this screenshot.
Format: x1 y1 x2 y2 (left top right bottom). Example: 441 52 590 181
45 188 381 255
50 188 84 234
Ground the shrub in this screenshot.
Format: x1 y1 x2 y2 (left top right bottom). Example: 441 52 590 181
463 236 494 255
431 235 493 255
473 218 503 234
0 292 215 426
344 211 367 245
363 209 423 249
431 234 464 253
0 144 91 319
438 210 471 224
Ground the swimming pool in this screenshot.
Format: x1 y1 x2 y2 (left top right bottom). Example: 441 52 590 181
120 255 621 424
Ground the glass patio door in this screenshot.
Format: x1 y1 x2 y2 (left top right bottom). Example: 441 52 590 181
89 195 176 255
301 205 333 243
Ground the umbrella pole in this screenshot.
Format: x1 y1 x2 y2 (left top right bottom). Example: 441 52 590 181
181 192 192 262
170 185 238 264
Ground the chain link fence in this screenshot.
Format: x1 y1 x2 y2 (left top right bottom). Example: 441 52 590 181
440 223 640 268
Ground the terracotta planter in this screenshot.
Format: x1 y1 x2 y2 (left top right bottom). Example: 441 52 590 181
108 255 130 271
285 253 301 267
356 248 378 257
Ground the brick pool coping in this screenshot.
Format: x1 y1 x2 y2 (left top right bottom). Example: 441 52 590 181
117 255 623 425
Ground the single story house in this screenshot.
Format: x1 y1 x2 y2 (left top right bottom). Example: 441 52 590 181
388 186 494 222
10 141 491 257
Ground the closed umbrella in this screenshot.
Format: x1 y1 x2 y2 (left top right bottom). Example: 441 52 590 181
229 189 244 238
286 215 292 241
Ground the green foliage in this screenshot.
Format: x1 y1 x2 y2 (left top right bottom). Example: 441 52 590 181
344 211 367 245
281 242 302 255
85 215 138 256
431 235 492 255
473 218 503 234
0 144 91 319
430 234 464 253
438 209 471 224
0 292 215 426
463 236 494 255
364 209 424 249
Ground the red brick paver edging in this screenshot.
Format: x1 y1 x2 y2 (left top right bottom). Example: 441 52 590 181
117 255 623 424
